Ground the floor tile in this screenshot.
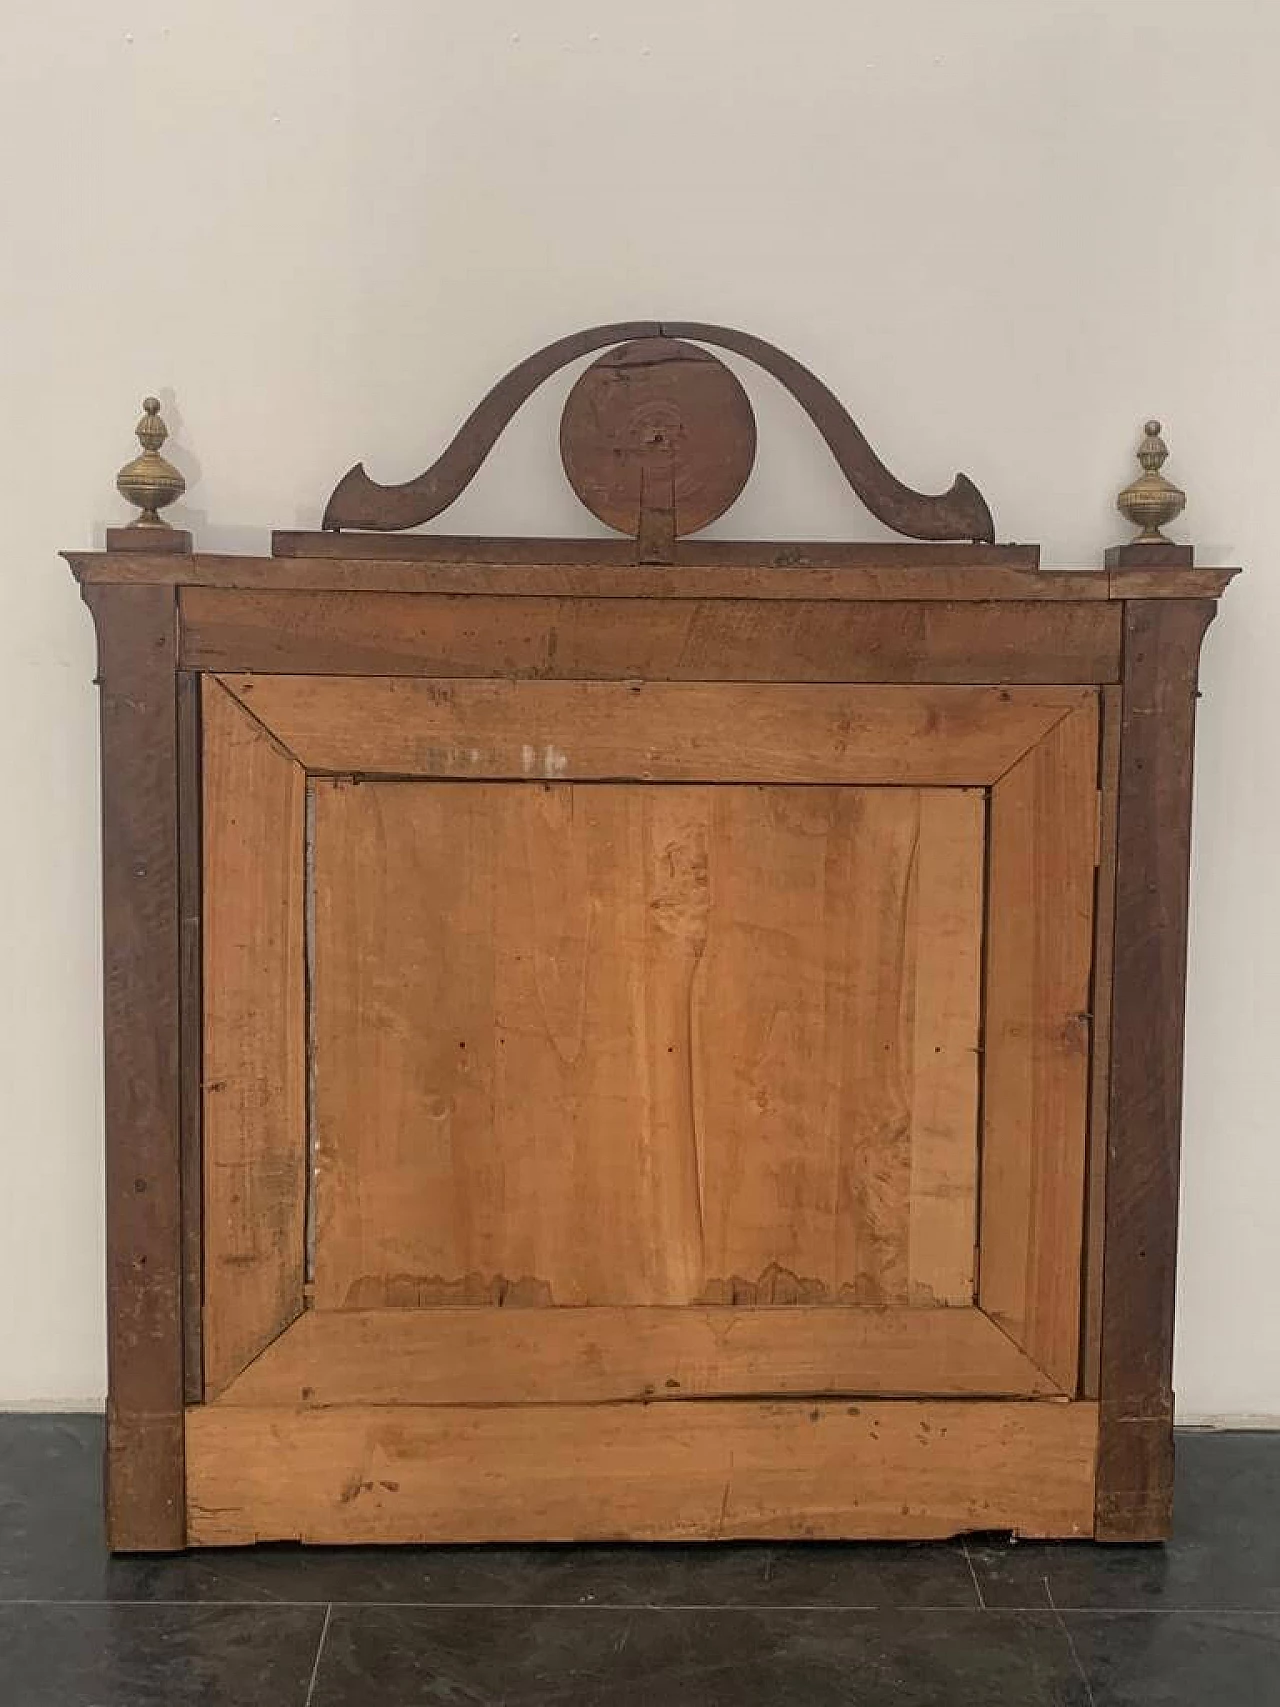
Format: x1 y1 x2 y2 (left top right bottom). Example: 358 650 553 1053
0 1415 113 1601
1065 1611 1280 1705
969 1431 1280 1610
0 1603 326 1707
7 1532 979 1611
311 1606 1088 1705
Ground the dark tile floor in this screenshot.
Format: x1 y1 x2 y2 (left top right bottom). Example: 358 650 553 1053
1 1416 1277 1703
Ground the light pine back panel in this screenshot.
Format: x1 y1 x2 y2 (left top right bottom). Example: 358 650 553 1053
310 781 984 1312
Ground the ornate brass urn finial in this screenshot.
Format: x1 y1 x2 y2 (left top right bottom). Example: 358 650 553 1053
116 396 186 527
1117 418 1186 544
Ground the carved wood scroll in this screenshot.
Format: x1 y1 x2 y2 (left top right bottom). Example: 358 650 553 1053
321 322 996 544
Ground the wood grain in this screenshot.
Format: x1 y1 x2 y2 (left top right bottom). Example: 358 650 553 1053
219 676 1092 784
185 1398 1099 1544
201 681 307 1395
177 673 204 1405
695 787 983 1308
81 583 185 1551
1095 599 1217 1540
310 782 983 1312
1082 686 1121 1398
318 319 995 541
179 590 1123 683
81 551 1079 596
77 546 1059 586
978 698 1099 1392
66 548 1237 602
272 536 1045 570
215 1304 1057 1407
559 338 757 536
1108 567 1237 599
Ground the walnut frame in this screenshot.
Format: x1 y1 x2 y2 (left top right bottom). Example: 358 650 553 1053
68 332 1234 1548
73 548 1232 1549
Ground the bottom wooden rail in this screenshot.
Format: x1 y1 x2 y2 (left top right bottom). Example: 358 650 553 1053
185 1398 1098 1546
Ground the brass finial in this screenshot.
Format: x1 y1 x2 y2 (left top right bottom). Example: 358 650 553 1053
115 396 186 527
1116 418 1186 544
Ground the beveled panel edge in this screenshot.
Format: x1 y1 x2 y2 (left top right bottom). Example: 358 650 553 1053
213 676 1096 786
208 1303 1061 1409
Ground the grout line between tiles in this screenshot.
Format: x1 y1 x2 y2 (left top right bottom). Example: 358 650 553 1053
0 1597 980 1613
316 1601 898 1613
960 1540 987 1610
303 1602 332 1707
1050 1605 1280 1617
1046 1581 1098 1706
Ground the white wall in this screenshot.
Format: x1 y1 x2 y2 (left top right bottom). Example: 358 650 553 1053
2 0 1277 1418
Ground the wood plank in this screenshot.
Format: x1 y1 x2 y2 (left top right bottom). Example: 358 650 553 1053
1082 686 1121 1398
185 1398 1099 1544
177 672 204 1406
1095 600 1218 1540
67 550 1238 603
179 590 1123 683
216 1304 1058 1406
220 676 1092 783
1107 567 1238 600
201 681 307 1394
76 558 1102 602
978 698 1099 1392
310 783 983 1313
80 583 185 1551
908 792 990 1301
694 787 983 1308
269 535 1044 570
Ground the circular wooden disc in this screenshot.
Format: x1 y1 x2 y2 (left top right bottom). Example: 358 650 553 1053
560 338 756 536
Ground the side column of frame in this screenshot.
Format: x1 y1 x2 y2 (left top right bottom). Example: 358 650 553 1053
1095 596 1218 1540
83 582 186 1550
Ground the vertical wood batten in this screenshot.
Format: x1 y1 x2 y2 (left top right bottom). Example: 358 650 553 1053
82 583 186 1550
1095 597 1218 1541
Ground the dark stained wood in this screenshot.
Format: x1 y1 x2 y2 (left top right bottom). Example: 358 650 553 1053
1108 567 1237 599
176 673 204 1406
105 525 193 555
1095 598 1218 1541
179 589 1122 683
1105 542 1194 569
663 321 995 541
635 464 677 564
560 338 756 537
320 321 995 541
81 582 185 1551
322 322 662 531
68 549 1236 603
276 535 1042 569
77 553 1099 598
